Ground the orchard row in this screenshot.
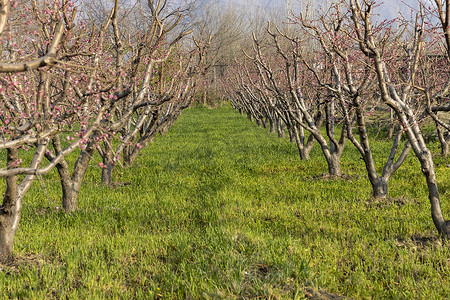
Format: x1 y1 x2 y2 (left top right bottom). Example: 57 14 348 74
225 1 449 236
0 0 208 262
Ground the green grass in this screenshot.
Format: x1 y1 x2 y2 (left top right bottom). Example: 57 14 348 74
0 106 449 299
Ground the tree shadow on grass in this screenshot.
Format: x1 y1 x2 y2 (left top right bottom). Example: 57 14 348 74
0 253 44 275
364 195 421 209
304 286 347 300
240 262 348 299
307 173 361 182
394 233 445 250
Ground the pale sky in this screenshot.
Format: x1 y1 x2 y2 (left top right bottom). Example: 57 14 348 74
218 0 425 19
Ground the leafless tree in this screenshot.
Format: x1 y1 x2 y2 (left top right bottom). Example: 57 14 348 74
349 0 450 236
0 0 106 262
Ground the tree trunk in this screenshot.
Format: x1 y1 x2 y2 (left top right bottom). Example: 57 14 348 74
58 154 91 213
327 155 342 177
57 161 79 212
418 149 450 237
371 177 388 199
0 141 47 262
54 156 80 213
328 99 336 153
0 198 18 263
0 148 21 262
387 108 395 139
269 118 276 134
123 143 132 167
49 137 95 212
123 147 140 167
101 162 114 186
291 125 309 160
298 123 305 145
61 180 79 212
101 139 115 186
436 125 449 156
261 117 267 128
277 118 285 138
202 90 207 107
288 127 295 143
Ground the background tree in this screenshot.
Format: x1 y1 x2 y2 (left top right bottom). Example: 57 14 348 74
419 0 450 156
349 0 450 236
291 2 412 198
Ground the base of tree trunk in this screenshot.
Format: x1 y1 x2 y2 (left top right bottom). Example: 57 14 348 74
0 218 16 264
288 129 295 143
327 160 342 177
440 144 449 157
371 179 388 199
101 164 114 186
270 121 276 134
62 190 79 213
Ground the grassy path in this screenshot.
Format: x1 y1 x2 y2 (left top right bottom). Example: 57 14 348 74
1 106 449 298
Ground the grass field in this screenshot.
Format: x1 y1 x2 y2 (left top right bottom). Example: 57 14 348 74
0 106 449 299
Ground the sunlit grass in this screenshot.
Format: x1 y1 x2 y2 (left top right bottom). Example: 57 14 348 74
0 105 449 298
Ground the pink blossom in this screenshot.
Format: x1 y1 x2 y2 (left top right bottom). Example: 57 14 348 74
12 159 22 167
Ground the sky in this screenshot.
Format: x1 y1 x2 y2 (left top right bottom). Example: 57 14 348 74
217 0 427 20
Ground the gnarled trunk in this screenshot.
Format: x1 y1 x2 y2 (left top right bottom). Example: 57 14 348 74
0 148 23 262
277 118 285 138
61 180 79 212
269 118 276 134
436 125 449 156
370 177 388 199
417 148 450 237
0 205 18 263
101 161 114 186
0 149 20 262
387 109 395 139
202 90 207 107
101 138 115 186
58 162 79 212
0 141 47 262
123 143 133 167
49 137 95 212
123 148 137 166
291 124 314 161
351 107 410 200
326 155 342 177
58 153 92 212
